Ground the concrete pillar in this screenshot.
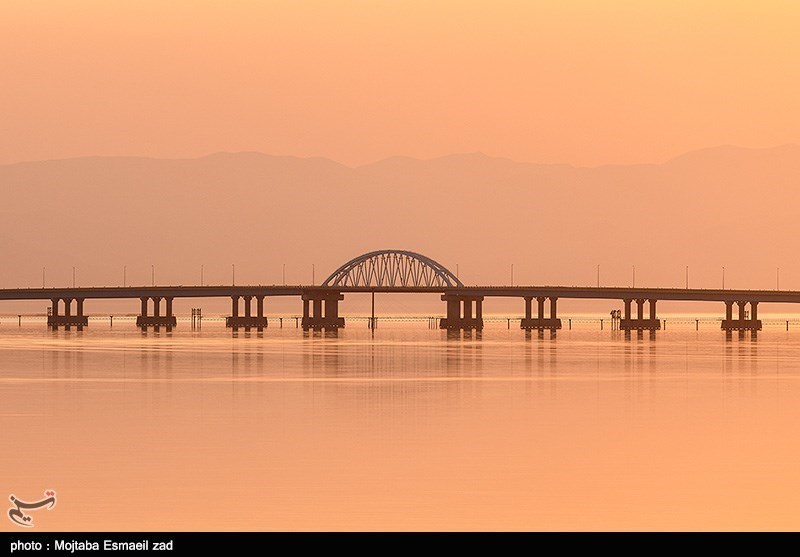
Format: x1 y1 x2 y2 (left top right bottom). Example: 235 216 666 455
52 299 60 318
524 297 532 320
153 297 161 318
750 301 758 321
64 298 72 317
636 299 644 320
549 297 558 319
725 301 733 321
648 299 657 320
244 296 252 318
537 297 545 320
257 296 264 318
313 298 322 319
231 296 239 318
624 299 632 320
325 298 338 319
447 298 460 320
476 298 483 320
738 301 746 321
141 297 148 317
165 297 173 317
303 299 310 319
76 298 84 317
464 298 473 320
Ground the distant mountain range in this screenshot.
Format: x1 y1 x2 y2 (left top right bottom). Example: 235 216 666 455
2 145 799 308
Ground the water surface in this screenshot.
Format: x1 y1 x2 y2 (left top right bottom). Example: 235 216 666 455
2 319 800 531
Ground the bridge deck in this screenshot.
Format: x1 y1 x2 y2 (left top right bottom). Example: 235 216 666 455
0 285 798 303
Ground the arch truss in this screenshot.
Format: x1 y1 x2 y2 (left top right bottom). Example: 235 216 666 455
322 250 463 288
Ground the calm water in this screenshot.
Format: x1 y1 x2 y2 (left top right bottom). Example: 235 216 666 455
3 318 800 531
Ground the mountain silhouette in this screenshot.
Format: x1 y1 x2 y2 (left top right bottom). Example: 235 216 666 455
2 145 799 313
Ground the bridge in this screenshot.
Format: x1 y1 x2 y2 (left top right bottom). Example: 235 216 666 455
0 249 792 334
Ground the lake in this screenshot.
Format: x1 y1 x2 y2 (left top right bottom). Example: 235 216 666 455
3 317 800 531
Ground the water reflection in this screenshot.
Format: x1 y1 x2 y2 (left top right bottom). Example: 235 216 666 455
3 323 800 530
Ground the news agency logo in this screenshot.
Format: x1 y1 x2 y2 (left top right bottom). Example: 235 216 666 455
7 491 57 527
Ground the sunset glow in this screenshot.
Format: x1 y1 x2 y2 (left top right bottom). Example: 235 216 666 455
2 1 798 166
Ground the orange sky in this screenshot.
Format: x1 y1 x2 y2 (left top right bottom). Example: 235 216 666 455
2 1 798 166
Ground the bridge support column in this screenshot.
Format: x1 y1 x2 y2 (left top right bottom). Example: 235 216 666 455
313 299 322 323
521 296 562 330
620 298 661 331
519 296 561 331
440 295 484 330
137 296 177 329
326 297 339 320
227 294 269 329
47 297 88 329
446 298 460 323
302 291 345 330
721 300 762 333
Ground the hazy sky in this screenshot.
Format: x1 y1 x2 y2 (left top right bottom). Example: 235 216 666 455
2 1 798 166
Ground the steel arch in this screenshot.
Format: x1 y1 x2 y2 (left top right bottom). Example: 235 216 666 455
321 250 463 288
